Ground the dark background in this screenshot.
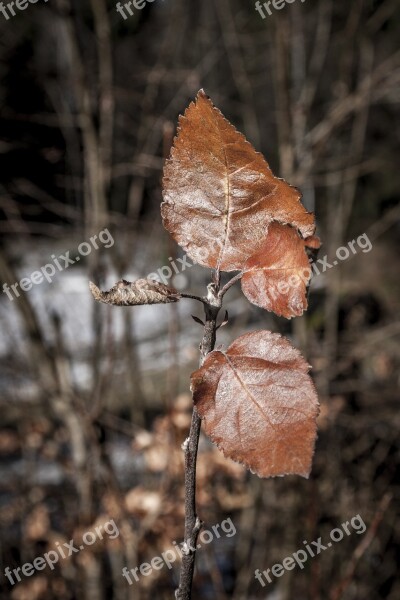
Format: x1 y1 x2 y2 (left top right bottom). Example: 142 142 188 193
0 0 399 599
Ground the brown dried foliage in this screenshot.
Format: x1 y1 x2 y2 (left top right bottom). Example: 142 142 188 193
240 222 314 318
191 331 319 478
90 91 321 480
89 279 180 306
162 90 315 271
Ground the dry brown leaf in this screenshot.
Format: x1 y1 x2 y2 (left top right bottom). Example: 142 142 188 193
304 233 322 263
125 487 162 517
304 235 321 249
191 330 319 478
241 222 312 318
0 430 19 454
89 279 180 306
162 89 315 271
24 504 50 541
11 577 48 600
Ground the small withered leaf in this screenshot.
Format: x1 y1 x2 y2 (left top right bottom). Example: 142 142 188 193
191 330 319 478
89 279 180 306
162 89 315 271
304 234 322 263
241 223 313 319
304 235 321 250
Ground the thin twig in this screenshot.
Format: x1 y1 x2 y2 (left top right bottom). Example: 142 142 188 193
329 493 392 600
218 272 243 298
175 288 222 600
180 292 208 305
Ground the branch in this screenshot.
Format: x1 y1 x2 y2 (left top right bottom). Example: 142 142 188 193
89 0 114 190
218 272 242 298
180 292 208 305
175 291 222 600
305 50 400 151
329 493 392 600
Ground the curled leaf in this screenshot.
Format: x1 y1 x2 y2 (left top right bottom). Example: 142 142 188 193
162 89 315 271
241 223 312 318
304 234 322 263
304 235 321 250
191 330 319 478
89 279 180 306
